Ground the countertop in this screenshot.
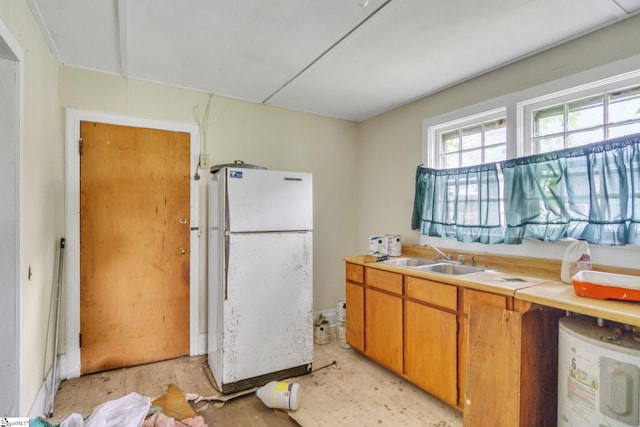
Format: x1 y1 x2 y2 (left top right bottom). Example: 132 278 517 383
516 282 640 327
344 254 640 327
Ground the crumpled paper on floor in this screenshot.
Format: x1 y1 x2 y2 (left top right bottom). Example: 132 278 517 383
59 392 151 427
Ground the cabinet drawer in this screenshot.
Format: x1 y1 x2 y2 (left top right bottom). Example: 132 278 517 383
463 288 507 315
365 268 402 295
406 276 457 311
346 263 364 283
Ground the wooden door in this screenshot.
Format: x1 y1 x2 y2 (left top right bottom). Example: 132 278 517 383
405 301 457 406
79 121 190 374
364 288 403 374
459 288 508 409
345 263 365 352
345 281 364 352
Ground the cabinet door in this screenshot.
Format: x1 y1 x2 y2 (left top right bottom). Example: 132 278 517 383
405 300 457 406
345 281 364 352
458 288 508 409
463 304 563 427
365 288 403 374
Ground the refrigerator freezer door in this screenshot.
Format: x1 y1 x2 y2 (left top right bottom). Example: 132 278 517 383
220 231 313 384
224 168 312 232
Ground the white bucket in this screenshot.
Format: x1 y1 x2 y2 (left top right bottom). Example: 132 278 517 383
336 298 346 322
314 322 330 345
336 320 351 349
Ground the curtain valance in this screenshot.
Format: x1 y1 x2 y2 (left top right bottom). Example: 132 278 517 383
412 133 640 246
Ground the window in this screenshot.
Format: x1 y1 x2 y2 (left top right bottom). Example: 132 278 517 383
440 118 507 168
428 108 506 169
532 84 640 153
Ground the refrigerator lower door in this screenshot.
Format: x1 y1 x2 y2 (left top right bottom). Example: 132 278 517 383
218 231 313 391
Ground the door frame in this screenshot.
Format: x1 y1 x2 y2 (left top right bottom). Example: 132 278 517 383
61 108 201 379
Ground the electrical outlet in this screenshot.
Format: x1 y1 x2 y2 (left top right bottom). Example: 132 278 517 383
200 154 209 168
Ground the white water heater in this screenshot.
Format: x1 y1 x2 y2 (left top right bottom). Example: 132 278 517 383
558 315 640 427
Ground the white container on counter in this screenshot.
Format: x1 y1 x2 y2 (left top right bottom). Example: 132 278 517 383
386 234 401 257
560 239 592 284
369 235 388 255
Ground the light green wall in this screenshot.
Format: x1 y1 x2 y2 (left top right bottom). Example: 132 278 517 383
357 14 640 256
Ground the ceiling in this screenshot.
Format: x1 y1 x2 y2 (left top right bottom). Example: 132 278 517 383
28 0 640 122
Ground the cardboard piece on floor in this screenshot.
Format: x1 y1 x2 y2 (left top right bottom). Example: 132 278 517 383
152 384 198 420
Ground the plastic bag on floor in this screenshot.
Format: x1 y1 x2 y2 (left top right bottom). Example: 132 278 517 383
60 392 151 427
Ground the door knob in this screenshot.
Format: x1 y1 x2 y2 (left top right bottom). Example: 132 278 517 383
179 217 187 224
179 247 187 255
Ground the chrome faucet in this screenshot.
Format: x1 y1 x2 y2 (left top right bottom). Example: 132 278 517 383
424 243 452 261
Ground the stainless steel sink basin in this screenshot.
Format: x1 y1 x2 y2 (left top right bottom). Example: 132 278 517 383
416 263 485 275
381 257 439 267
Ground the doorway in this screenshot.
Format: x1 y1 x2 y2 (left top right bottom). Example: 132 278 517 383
0 20 22 415
62 109 201 379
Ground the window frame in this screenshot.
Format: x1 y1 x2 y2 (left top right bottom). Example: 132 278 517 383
426 107 507 168
522 72 640 156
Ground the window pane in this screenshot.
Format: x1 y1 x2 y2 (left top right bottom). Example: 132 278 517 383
608 122 640 138
461 126 482 150
485 119 506 146
608 87 640 124
567 96 604 131
442 153 459 169
537 136 564 153
485 144 506 163
442 131 459 153
567 129 604 148
534 105 563 137
461 149 482 167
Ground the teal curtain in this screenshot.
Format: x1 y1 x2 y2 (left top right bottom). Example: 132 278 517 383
502 133 640 245
412 133 640 246
411 164 505 244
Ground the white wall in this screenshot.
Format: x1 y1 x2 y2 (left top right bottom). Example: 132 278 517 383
0 0 63 416
357 14 640 268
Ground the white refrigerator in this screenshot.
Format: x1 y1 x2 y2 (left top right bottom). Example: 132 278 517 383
208 166 313 394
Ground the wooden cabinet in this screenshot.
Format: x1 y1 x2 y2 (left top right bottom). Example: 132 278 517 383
463 302 564 427
405 277 457 406
344 260 561 422
345 263 364 351
365 268 403 374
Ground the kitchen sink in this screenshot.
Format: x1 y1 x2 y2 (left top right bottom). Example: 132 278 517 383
416 263 485 275
381 257 439 267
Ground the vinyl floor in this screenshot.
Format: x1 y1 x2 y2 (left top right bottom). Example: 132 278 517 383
48 329 462 426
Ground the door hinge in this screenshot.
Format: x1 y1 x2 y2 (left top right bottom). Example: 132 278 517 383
79 332 82 348
78 138 83 155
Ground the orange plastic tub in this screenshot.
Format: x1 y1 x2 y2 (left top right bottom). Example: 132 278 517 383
572 270 640 301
